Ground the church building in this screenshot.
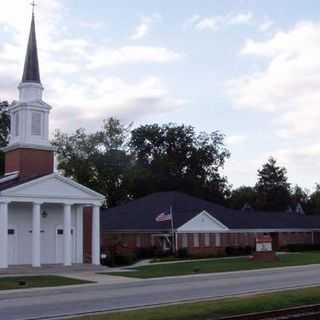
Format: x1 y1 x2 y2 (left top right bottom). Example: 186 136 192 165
0 11 105 268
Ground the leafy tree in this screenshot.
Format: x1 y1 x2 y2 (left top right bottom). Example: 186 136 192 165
128 123 230 203
229 186 257 210
0 101 10 175
53 118 132 207
308 184 320 215
255 157 291 211
290 185 309 212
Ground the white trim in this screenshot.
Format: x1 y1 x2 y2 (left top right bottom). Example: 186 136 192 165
177 210 229 232
2 143 56 152
0 173 105 202
176 228 320 233
0 173 19 184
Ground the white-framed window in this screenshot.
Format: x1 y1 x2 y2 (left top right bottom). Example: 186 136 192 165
182 234 188 248
31 111 42 136
234 233 238 246
136 235 141 248
204 233 210 247
215 233 221 247
193 233 199 247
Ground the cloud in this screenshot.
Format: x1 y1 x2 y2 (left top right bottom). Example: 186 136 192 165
50 76 186 132
227 21 320 138
259 18 274 32
229 13 253 25
187 12 253 31
131 14 160 40
0 0 184 134
88 46 182 69
225 135 247 146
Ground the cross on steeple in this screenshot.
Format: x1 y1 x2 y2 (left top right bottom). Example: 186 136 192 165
30 1 37 14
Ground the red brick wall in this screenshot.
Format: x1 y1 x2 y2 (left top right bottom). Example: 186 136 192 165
101 233 153 254
98 231 317 259
5 148 54 178
278 232 313 247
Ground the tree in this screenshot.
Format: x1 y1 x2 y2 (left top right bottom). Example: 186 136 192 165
128 123 231 203
308 184 320 215
0 101 10 175
229 186 257 210
290 185 309 213
52 118 132 207
255 157 291 211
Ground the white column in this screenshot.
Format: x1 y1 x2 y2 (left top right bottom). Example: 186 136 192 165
0 202 8 268
75 205 83 263
92 205 100 265
64 204 72 266
32 202 41 267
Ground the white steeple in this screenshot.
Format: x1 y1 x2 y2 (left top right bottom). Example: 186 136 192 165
4 10 53 152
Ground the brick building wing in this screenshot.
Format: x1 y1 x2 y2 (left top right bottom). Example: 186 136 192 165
101 191 320 256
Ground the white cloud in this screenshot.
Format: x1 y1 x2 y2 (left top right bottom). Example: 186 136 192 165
49 76 186 132
0 1 184 133
259 18 274 32
225 135 247 146
227 21 320 138
88 46 182 69
131 14 160 40
229 12 253 25
187 12 253 31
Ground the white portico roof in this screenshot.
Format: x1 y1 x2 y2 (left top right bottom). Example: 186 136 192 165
0 173 105 205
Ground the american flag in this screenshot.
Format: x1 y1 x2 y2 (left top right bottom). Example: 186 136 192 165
155 211 172 222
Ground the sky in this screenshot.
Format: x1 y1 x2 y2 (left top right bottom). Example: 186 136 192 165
1 0 320 191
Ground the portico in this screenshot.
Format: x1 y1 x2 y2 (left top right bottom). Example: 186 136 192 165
0 174 104 268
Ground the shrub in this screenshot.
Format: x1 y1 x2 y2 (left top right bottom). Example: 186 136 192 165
135 247 156 259
283 244 320 252
114 252 137 266
176 248 189 259
226 246 253 256
103 252 137 267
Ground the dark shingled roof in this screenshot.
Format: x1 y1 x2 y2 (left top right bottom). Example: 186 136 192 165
101 191 320 231
22 12 41 83
0 174 49 192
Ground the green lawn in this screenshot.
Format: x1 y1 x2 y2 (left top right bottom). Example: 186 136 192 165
0 275 91 290
73 286 320 320
106 252 320 278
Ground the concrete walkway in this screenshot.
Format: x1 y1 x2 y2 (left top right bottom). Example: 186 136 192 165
0 264 108 276
123 251 294 268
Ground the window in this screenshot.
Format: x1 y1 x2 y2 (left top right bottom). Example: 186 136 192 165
31 111 41 136
204 233 210 247
15 112 19 136
215 233 221 247
193 233 199 247
136 235 141 248
57 229 63 235
8 229 15 235
182 234 188 248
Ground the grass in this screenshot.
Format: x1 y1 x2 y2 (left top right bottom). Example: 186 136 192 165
106 252 320 278
73 286 320 320
0 275 91 290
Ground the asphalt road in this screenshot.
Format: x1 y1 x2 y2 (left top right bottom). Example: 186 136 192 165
1 265 320 320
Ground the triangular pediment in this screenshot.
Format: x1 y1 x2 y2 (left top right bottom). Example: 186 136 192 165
0 173 105 203
177 211 229 232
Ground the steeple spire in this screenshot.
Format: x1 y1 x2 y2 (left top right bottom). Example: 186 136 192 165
22 8 41 83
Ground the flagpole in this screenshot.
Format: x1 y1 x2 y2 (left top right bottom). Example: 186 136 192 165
170 206 175 253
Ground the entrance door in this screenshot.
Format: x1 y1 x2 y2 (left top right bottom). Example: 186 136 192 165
55 226 76 263
8 226 18 265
